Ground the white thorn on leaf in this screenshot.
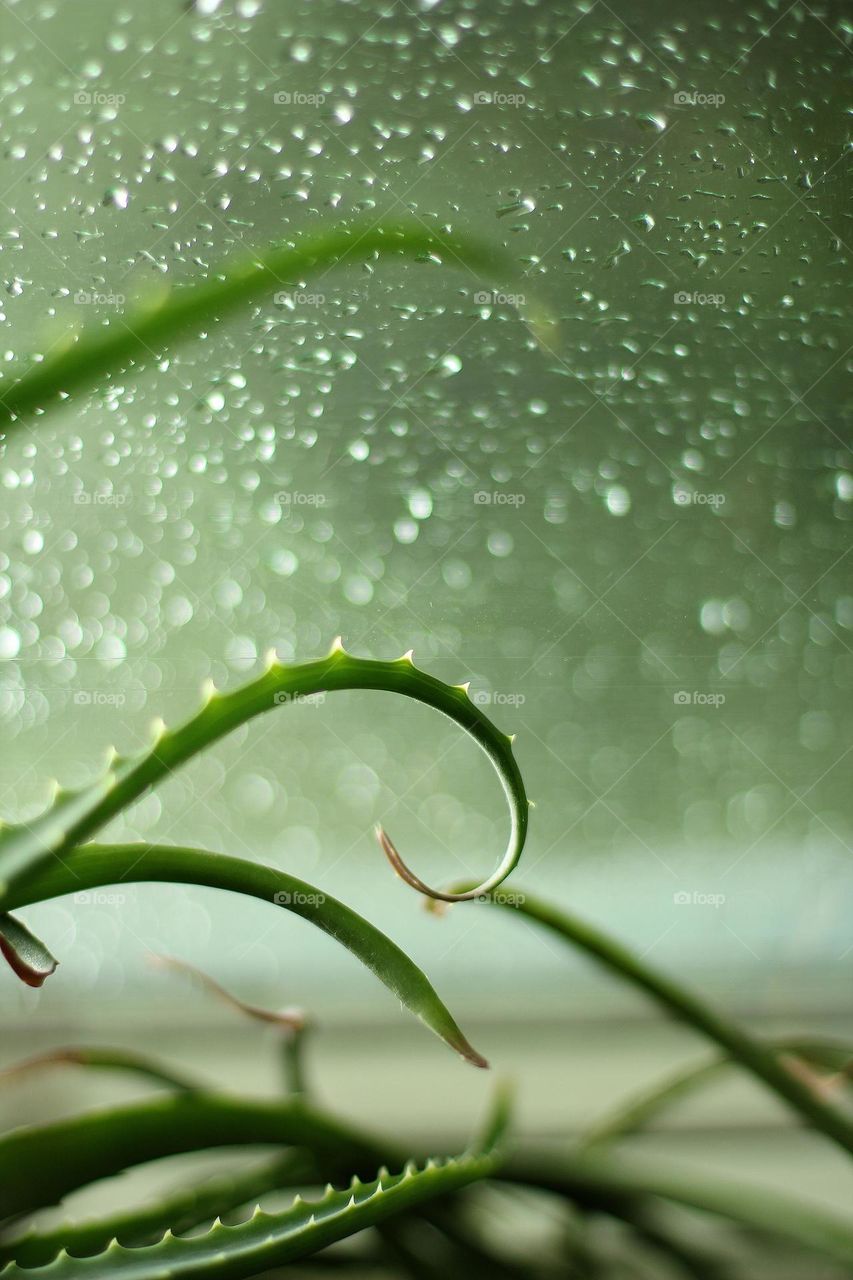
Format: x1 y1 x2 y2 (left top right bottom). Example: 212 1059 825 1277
456 681 471 694
149 716 166 742
200 677 217 702
399 648 414 662
330 635 345 654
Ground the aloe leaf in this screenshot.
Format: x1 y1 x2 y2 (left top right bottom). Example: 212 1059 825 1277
0 1092 508 1278
582 1036 853 1149
0 1048 199 1094
0 644 528 911
447 884 853 1156
151 954 305 1032
0 1160 497 1279
0 1092 390 1221
0 224 510 433
499 1153 853 1266
0 915 57 988
5 843 487 1069
152 954 312 1094
0 1154 315 1268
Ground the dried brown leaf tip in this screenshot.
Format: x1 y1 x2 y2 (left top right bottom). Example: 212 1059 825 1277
375 825 468 905
150 954 306 1033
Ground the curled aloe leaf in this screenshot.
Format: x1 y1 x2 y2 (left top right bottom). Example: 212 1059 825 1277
0 224 511 433
5 844 487 1069
0 1048 199 1094
0 643 528 914
0 915 57 988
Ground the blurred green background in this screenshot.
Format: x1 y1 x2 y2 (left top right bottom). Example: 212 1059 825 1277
0 0 851 1269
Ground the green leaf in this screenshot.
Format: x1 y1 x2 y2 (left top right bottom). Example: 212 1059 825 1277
0 1047 200 1094
0 1161 495 1279
0 644 528 910
499 1152 853 1266
0 1093 389 1221
0 224 511 433
581 1036 853 1149
446 884 853 1156
0 1093 509 1279
6 843 488 1069
0 1154 314 1268
0 915 57 988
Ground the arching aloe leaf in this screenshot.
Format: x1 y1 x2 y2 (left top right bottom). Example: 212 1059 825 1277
0 1159 497 1279
0 1092 390 1221
0 1154 315 1268
446 884 853 1156
581 1036 853 1149
499 1153 853 1266
0 1090 509 1277
0 1047 200 1094
0 643 528 911
0 915 57 988
0 224 510 433
0 1090 511 1267
5 843 487 1069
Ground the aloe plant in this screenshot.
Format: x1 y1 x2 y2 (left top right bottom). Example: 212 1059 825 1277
2 222 851 1278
